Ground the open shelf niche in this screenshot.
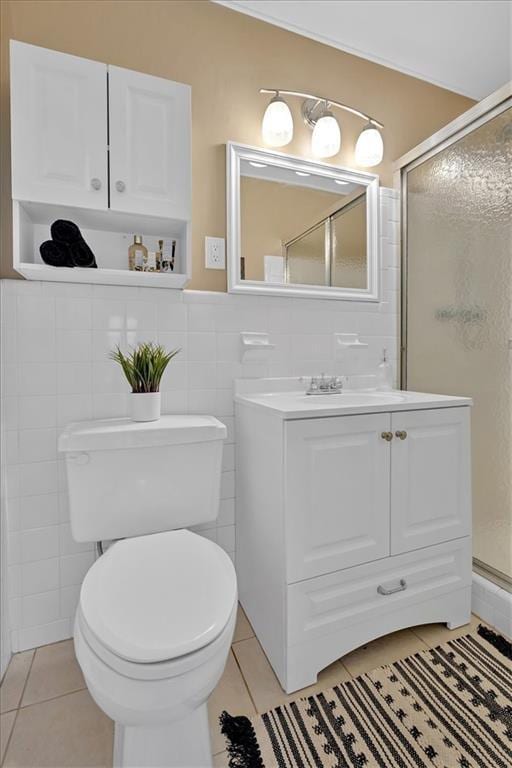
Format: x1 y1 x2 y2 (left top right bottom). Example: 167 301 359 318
13 200 192 289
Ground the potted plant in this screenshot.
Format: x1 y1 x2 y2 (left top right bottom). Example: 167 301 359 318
110 342 180 422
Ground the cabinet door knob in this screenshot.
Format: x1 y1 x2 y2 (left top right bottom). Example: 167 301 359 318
395 430 407 440
377 578 407 596
91 178 102 190
381 431 393 442
115 180 126 193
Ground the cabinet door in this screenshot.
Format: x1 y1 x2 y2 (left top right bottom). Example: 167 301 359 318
285 414 391 583
10 41 108 208
391 407 471 555
108 66 191 219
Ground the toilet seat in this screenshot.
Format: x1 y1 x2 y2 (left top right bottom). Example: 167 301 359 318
75 599 237 682
79 529 237 666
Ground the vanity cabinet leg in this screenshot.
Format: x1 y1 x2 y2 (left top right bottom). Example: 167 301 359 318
446 586 472 630
284 652 322 694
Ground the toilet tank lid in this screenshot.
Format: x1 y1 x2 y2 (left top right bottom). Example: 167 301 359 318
58 415 227 452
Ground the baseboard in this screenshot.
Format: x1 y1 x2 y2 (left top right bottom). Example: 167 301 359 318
472 571 512 639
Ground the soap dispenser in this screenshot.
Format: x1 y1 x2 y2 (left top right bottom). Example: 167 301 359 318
377 348 393 391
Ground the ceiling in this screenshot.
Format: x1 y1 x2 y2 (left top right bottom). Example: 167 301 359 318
215 1 512 100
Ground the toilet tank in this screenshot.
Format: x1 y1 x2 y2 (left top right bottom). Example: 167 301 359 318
58 415 227 542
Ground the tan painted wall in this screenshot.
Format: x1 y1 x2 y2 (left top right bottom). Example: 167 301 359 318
0 0 474 289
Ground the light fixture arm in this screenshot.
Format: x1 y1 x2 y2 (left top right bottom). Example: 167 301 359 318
260 88 384 129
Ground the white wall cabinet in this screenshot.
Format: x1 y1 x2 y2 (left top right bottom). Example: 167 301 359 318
10 41 192 288
108 66 190 219
236 400 472 693
10 42 108 209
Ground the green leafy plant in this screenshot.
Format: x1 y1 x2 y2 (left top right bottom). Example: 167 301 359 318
110 342 180 393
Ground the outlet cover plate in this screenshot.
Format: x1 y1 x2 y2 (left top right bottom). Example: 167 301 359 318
205 236 226 270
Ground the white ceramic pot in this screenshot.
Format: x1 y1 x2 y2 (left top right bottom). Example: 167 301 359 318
131 392 161 422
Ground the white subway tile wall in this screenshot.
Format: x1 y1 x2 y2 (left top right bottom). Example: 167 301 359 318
0 189 400 652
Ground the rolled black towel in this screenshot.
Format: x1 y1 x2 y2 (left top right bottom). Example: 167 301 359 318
50 219 97 268
39 240 74 268
70 240 98 268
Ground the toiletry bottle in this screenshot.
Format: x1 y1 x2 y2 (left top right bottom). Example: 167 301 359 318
161 239 176 272
128 235 147 272
377 348 393 391
144 251 157 272
156 239 164 272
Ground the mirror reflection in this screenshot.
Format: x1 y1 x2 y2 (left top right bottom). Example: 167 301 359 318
240 160 367 289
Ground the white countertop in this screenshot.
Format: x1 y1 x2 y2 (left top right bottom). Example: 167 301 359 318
234 380 472 420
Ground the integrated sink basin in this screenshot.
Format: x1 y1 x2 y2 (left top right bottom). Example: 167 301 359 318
234 377 472 419
298 392 406 406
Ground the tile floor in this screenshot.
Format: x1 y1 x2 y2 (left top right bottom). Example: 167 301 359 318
0 609 487 767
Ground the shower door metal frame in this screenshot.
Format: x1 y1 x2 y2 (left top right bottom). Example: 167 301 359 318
394 81 512 390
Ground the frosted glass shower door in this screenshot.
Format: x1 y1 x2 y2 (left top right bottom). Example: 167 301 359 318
403 107 512 583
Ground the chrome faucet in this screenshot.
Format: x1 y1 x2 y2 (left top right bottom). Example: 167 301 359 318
302 374 345 395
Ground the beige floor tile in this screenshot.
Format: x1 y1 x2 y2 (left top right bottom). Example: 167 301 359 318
0 651 34 714
208 650 255 756
22 639 85 707
410 613 483 648
233 636 351 714
1 711 17 763
232 605 254 644
213 750 229 767
341 628 429 678
3 689 113 768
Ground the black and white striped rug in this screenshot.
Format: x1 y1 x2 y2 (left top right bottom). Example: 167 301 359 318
221 626 512 767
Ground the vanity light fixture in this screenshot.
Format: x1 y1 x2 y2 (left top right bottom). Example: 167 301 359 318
355 122 385 168
261 93 294 147
249 161 268 168
260 89 384 165
295 171 310 177
334 180 349 185
311 104 341 158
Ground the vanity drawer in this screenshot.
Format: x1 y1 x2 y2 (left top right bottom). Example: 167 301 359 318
287 537 471 645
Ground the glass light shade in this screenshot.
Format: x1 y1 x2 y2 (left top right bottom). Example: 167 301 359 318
355 125 384 167
311 113 341 158
261 97 293 147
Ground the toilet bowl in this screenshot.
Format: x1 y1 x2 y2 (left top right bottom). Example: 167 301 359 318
58 415 234 767
74 530 237 767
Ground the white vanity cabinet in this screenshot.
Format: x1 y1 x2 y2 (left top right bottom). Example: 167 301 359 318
390 408 471 554
236 385 472 693
286 413 391 582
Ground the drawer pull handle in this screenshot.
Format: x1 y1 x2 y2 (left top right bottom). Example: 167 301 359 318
377 579 407 596
395 430 408 440
381 431 393 442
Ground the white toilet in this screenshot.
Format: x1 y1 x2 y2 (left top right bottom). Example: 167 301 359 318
58 415 237 768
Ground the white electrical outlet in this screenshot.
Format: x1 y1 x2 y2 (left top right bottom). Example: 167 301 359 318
205 236 226 270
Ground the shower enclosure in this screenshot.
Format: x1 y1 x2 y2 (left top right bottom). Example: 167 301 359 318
397 84 511 590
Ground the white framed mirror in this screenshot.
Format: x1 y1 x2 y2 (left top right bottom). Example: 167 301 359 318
227 142 380 301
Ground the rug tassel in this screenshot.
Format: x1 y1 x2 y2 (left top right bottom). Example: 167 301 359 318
477 624 512 660
220 711 265 768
